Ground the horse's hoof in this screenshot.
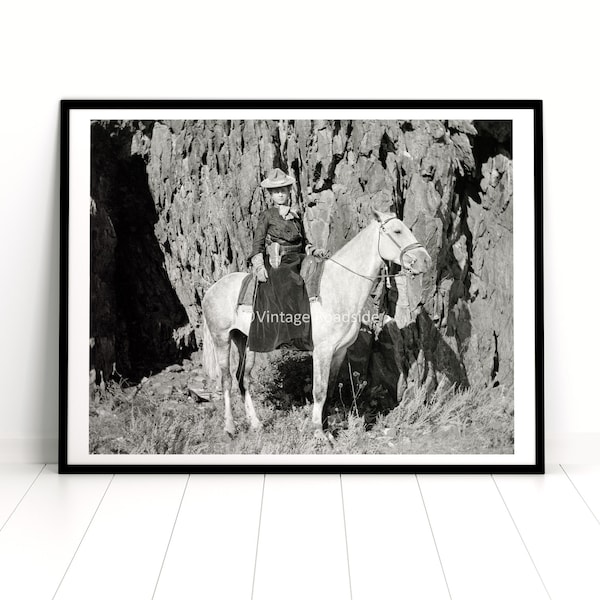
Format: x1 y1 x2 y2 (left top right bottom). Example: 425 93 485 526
224 422 236 437
250 420 263 431
313 429 334 447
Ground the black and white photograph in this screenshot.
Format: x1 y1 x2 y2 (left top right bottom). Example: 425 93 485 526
10 4 600 597
61 101 542 471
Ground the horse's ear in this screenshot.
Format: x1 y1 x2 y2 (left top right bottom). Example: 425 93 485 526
372 209 385 222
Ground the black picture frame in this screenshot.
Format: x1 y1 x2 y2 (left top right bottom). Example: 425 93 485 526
59 100 544 474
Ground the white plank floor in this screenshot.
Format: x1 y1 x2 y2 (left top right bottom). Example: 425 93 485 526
0 465 598 599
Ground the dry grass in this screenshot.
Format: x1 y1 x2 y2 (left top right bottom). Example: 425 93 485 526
89 357 513 456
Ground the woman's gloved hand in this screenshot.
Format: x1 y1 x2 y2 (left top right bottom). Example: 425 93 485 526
311 248 330 259
251 253 268 282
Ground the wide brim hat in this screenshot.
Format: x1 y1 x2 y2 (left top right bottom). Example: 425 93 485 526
260 168 295 189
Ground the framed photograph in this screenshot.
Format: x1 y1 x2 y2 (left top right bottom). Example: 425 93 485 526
59 100 543 473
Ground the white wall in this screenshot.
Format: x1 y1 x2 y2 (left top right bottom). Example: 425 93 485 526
1 0 598 463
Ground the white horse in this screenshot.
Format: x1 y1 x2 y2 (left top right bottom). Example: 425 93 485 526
202 209 432 437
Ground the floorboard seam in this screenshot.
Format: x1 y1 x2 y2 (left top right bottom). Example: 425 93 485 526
0 464 47 535
339 475 354 600
559 465 600 527
491 475 552 599
415 475 453 600
250 474 266 600
151 474 191 600
51 474 115 600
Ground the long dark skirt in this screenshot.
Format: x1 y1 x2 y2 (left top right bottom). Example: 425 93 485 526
248 252 312 352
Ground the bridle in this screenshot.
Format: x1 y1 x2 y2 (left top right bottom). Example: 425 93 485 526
326 216 425 282
378 216 424 276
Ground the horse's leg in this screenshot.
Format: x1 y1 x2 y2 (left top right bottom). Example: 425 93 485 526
328 348 347 395
324 347 347 421
242 350 261 429
231 330 261 430
215 333 235 436
312 344 334 437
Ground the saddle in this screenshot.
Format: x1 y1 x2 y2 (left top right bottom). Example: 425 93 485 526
236 255 326 307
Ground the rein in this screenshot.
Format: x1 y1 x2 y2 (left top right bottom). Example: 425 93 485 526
325 257 389 282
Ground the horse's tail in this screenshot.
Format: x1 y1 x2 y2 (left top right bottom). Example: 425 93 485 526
202 315 221 380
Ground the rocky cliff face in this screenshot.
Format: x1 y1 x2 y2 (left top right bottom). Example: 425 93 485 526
90 118 512 397
91 122 194 381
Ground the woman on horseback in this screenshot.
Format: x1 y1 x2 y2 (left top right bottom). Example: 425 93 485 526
248 168 328 352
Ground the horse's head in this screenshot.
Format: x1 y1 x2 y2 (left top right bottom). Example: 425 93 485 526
372 210 432 275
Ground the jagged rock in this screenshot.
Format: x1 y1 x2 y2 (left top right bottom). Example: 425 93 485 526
90 118 513 399
448 120 478 135
90 122 196 382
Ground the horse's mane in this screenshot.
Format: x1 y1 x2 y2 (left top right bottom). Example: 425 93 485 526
329 212 398 259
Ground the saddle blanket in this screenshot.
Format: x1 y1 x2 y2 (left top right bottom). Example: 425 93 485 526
237 273 258 306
